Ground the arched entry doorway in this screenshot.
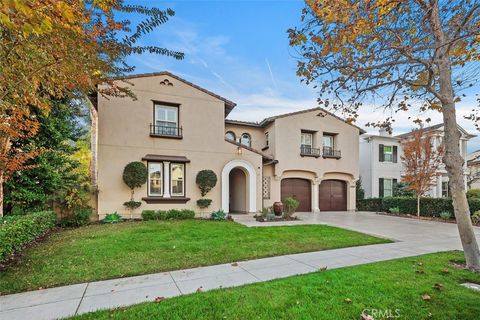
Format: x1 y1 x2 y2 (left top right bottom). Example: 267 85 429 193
229 168 247 213
221 160 256 213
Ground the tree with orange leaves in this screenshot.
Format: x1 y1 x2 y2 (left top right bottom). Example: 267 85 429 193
0 1 183 216
401 129 444 217
289 0 480 271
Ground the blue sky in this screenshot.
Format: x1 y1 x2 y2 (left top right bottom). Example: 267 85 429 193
125 0 480 152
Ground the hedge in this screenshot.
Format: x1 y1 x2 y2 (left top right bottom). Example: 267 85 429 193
141 209 195 221
357 197 480 217
0 211 57 262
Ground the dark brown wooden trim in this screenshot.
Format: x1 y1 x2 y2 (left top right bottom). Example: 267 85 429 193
261 146 269 151
301 129 318 134
143 155 191 163
151 100 181 107
142 197 190 204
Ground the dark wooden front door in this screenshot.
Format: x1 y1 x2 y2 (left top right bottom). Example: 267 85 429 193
319 180 347 211
281 178 311 212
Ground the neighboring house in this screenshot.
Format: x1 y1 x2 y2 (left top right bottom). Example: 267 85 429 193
360 124 475 198
95 71 364 218
359 129 402 198
467 150 480 189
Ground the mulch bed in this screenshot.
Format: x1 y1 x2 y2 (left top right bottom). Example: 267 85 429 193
253 215 299 223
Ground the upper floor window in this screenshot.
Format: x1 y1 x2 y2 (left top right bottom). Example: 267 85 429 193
240 133 251 147
225 131 236 141
323 134 334 150
154 103 179 136
301 132 313 148
265 132 269 147
379 144 398 163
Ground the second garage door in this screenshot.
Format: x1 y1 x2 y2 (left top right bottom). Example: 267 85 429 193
319 180 347 211
281 178 311 212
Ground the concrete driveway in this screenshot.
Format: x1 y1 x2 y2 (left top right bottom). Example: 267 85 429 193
232 211 480 243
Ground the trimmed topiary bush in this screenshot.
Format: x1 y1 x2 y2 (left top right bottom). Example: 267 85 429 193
196 170 217 197
122 162 147 217
0 211 57 262
196 198 212 209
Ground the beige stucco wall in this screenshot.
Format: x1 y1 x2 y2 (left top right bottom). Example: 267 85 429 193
263 110 360 211
224 123 266 151
97 75 262 218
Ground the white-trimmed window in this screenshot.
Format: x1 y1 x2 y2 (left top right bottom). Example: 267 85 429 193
240 133 251 147
323 134 334 149
442 181 449 198
301 132 313 148
383 178 393 197
171 163 185 196
154 104 178 135
383 146 393 162
148 163 163 196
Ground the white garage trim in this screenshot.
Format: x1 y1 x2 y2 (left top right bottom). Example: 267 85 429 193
222 159 257 213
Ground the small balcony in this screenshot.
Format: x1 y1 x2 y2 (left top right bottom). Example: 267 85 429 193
323 147 341 159
300 145 321 157
150 125 183 139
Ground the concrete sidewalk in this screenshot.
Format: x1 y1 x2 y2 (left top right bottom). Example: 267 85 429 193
1 211 478 320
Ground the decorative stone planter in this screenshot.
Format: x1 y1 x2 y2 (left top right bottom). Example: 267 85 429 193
273 202 283 216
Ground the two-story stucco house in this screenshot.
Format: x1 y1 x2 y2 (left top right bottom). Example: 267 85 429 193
360 124 475 198
95 71 364 219
467 150 480 189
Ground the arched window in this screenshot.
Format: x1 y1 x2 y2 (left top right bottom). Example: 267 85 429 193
240 133 251 147
225 131 236 141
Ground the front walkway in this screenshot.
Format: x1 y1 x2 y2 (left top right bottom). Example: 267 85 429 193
1 212 479 320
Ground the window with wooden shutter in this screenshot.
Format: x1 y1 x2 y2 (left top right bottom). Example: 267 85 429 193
379 178 384 197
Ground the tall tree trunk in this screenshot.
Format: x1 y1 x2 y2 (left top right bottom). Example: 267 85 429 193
431 3 480 271
417 195 420 217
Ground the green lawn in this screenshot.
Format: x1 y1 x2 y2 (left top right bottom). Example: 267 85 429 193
0 220 388 294
71 251 480 320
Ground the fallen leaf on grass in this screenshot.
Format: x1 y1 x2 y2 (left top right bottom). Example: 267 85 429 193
154 296 164 303
415 269 425 274
344 298 352 304
422 294 431 301
441 268 450 274
432 283 443 290
319 266 328 272
361 312 374 320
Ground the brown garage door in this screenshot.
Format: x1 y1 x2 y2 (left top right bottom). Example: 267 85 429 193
281 178 311 212
319 180 347 211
